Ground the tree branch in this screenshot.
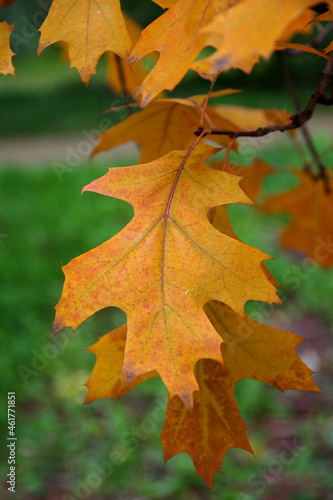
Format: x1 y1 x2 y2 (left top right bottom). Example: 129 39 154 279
277 51 330 192
195 53 333 142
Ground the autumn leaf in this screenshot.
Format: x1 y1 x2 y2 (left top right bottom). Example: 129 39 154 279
38 0 133 86
53 144 279 407
162 301 320 487
275 41 330 60
193 0 327 79
85 301 318 487
310 8 333 54
278 8 314 40
213 159 275 202
106 14 150 97
324 40 333 55
85 324 157 403
212 105 293 132
92 94 242 163
127 0 239 106
0 21 14 76
261 170 333 268
306 6 333 53
309 7 333 24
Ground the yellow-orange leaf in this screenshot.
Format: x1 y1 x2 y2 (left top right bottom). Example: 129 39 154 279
53 144 279 407
38 0 132 86
0 21 14 76
213 105 293 133
0 0 16 6
309 8 333 24
85 302 318 487
324 40 333 54
161 301 319 487
306 7 333 54
92 96 242 163
278 9 314 40
127 0 239 106
275 41 330 60
194 0 323 79
261 170 333 268
106 14 155 98
215 159 275 202
85 325 157 403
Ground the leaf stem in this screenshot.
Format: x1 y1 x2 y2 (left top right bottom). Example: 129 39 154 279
165 129 210 216
161 128 210 334
115 54 133 116
209 137 235 224
200 74 218 127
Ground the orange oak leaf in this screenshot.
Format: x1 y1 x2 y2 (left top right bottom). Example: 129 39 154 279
275 41 330 60
53 144 279 407
106 14 150 97
84 302 318 487
261 170 333 268
161 301 320 487
91 95 242 163
214 159 275 202
308 7 333 24
292 4 333 55
0 21 14 76
85 324 157 403
210 204 281 292
278 8 314 40
193 0 326 79
324 40 333 55
38 0 132 86
127 0 239 106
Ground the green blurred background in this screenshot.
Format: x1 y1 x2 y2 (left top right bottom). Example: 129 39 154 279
1 1 333 499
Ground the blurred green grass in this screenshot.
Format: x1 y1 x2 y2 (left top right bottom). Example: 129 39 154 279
1 136 333 499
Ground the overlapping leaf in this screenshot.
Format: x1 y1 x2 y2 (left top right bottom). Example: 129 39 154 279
38 0 132 85
261 170 333 268
323 9 333 55
309 7 333 24
85 301 319 487
0 21 14 76
213 159 275 202
85 324 157 403
162 301 319 487
275 41 330 60
212 105 293 133
278 8 314 40
127 0 240 106
106 14 158 98
193 0 326 79
92 94 242 163
53 144 279 407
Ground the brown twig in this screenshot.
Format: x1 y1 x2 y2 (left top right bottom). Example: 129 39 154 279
195 53 333 148
277 51 330 192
